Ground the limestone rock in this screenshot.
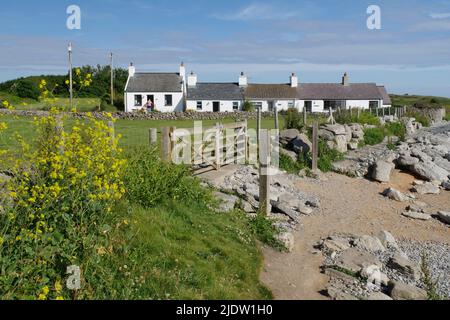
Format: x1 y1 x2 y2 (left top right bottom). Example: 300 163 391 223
276 232 295 252
411 182 440 195
354 235 386 253
372 160 394 183
388 254 422 281
411 161 449 183
377 231 400 250
388 281 427 300
437 211 450 224
335 248 382 273
382 188 407 202
367 292 393 300
214 192 239 213
402 211 431 221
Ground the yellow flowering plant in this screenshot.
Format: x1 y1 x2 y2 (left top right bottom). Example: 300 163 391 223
0 108 126 299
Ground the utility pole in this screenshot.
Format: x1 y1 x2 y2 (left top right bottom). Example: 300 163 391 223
68 42 73 110
110 52 114 106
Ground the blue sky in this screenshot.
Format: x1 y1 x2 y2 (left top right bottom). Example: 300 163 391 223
0 0 450 96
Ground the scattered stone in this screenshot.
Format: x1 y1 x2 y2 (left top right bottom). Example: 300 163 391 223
377 231 400 251
361 265 389 286
406 204 424 213
280 148 298 162
382 188 407 202
442 181 450 191
326 284 359 300
411 182 441 195
372 160 394 183
411 161 449 183
271 201 299 222
397 155 420 167
298 205 313 215
388 281 427 300
276 232 295 252
402 211 431 221
214 192 239 213
436 211 450 224
367 292 393 300
388 254 422 281
354 235 386 253
335 248 382 273
347 139 359 151
321 236 351 253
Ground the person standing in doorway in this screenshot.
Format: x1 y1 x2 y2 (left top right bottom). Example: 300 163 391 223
145 98 153 113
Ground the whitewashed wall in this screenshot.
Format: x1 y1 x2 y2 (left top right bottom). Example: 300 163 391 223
186 100 242 112
125 92 184 112
248 100 298 112
346 100 370 110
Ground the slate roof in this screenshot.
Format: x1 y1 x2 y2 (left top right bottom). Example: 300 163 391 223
244 84 298 99
377 86 392 105
187 83 244 100
125 73 182 92
296 83 384 100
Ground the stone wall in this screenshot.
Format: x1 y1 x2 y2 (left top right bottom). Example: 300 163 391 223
408 107 446 124
0 109 274 121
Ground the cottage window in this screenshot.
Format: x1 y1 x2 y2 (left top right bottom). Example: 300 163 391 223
369 101 379 109
233 102 239 111
197 101 202 110
134 95 142 107
324 100 345 111
253 102 263 110
165 95 173 106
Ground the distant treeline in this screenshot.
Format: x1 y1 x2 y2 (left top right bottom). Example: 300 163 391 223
0 65 128 105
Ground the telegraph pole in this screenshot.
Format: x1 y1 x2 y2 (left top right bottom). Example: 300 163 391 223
68 42 73 109
110 52 114 105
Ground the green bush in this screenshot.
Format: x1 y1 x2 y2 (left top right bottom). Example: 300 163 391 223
249 215 285 251
284 107 304 130
15 80 40 100
123 147 212 208
364 127 386 145
242 100 255 112
317 140 343 172
334 110 380 126
385 122 406 141
279 153 304 173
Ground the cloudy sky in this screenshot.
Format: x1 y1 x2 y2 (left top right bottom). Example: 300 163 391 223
0 0 449 96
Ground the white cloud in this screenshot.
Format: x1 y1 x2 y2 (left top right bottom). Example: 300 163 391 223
211 4 298 21
429 12 450 19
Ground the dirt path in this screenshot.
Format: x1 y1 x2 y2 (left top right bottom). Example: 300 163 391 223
260 170 450 300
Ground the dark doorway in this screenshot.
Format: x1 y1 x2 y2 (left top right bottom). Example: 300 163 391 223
304 101 312 112
213 101 220 112
147 95 154 104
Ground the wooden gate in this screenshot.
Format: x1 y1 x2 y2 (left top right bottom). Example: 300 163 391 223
161 121 248 171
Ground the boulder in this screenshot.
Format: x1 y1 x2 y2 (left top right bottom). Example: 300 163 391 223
279 129 300 145
344 125 353 143
372 160 395 183
442 181 450 191
388 254 422 281
411 161 449 183
367 292 393 300
361 265 389 286
321 236 351 253
402 211 431 221
437 211 450 224
411 182 440 195
377 231 400 250
433 157 450 172
278 193 303 209
322 124 347 136
280 148 298 162
382 188 407 202
350 124 364 140
334 135 348 153
354 235 386 253
276 232 295 252
397 155 420 167
347 139 359 150
291 133 312 154
271 201 299 222
319 129 335 141
335 248 382 273
214 192 239 213
388 281 427 300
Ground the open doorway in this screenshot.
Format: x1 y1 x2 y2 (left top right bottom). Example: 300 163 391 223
213 101 220 112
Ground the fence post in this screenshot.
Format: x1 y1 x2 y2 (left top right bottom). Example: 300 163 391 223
161 127 171 162
257 106 261 147
312 122 318 172
259 130 270 217
274 106 279 131
215 123 221 171
303 108 307 125
357 108 361 120
149 128 157 145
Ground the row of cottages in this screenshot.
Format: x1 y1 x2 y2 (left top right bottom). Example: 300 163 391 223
124 63 392 113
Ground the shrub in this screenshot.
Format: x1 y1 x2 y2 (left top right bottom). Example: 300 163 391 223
385 122 406 141
123 147 212 208
317 140 343 172
0 111 126 300
284 107 304 130
334 109 380 126
364 127 386 145
15 80 40 100
242 100 255 112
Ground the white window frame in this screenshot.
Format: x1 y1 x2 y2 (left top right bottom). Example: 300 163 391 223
164 94 173 107
197 101 202 111
134 95 142 107
232 101 239 111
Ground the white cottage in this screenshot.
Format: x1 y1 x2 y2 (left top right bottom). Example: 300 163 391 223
124 63 186 112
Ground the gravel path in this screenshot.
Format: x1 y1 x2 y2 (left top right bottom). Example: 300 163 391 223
260 170 450 300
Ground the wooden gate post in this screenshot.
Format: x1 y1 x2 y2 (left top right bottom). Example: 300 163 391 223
257 106 261 147
274 106 279 131
149 128 157 145
215 123 221 170
312 122 318 172
303 108 307 125
161 127 171 162
259 130 270 216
